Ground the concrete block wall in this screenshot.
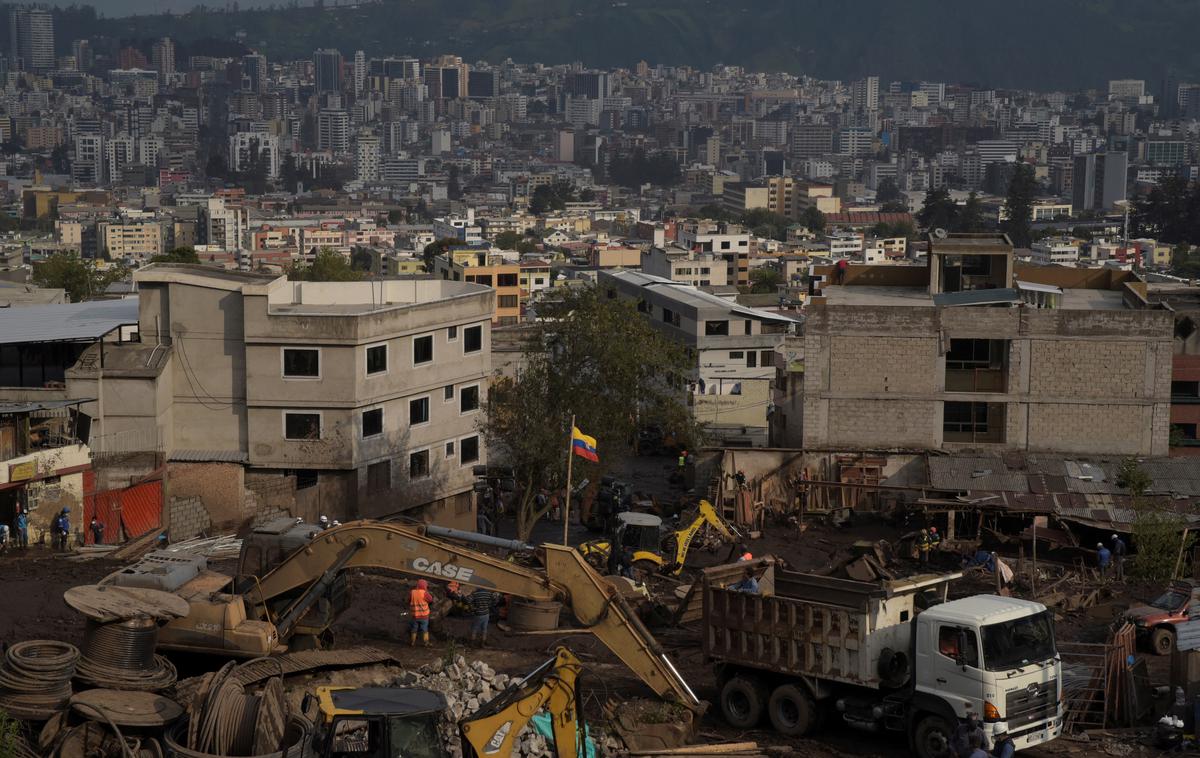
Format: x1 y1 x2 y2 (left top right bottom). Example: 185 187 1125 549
828 336 939 394
168 496 212 541
1028 339 1150 398
1026 403 1154 455
824 399 939 448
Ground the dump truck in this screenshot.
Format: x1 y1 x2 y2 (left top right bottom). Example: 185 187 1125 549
703 564 1062 758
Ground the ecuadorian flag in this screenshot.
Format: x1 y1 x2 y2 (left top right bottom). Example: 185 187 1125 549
571 426 599 463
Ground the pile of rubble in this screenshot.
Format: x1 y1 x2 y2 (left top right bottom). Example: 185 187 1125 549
394 655 622 758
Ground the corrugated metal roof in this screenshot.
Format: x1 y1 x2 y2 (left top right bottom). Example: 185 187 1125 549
168 449 249 463
0 398 93 416
0 298 138 345
927 455 1029 492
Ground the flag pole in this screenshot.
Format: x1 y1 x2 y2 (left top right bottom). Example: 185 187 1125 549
563 413 575 546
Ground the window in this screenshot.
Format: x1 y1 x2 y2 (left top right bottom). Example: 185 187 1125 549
413 335 433 365
409 396 430 424
497 273 519 287
467 274 493 286
662 308 680 327
464 325 482 353
1173 424 1198 444
744 320 753 335
444 385 455 402
498 295 519 308
294 469 318 490
367 461 390 493
746 351 757 368
461 435 480 464
943 401 1004 443
535 278 546 286
721 240 731 250
937 625 979 668
366 344 387 375
282 348 319 378
361 408 383 438
448 325 458 341
760 350 774 367
445 440 456 457
729 351 744 359
705 320 729 336
409 450 430 478
284 412 321 440
1172 381 1200 400
460 385 480 413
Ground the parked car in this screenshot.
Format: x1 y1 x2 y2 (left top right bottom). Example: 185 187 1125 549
1124 580 1200 655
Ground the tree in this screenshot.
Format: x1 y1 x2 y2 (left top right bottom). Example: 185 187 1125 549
917 188 959 232
955 192 985 233
350 247 373 273
876 178 908 212
530 181 575 215
422 237 459 271
749 267 782 294
386 209 404 224
493 230 523 250
150 247 199 264
1117 458 1189 583
33 253 129 303
482 288 699 541
1001 164 1037 248
287 248 362 281
801 206 825 234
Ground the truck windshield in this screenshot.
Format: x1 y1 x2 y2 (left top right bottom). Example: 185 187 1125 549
1152 590 1190 610
980 610 1056 672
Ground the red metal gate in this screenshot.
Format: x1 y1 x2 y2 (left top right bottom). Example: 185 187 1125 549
83 478 162 544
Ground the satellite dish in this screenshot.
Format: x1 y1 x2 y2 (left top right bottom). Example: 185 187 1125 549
933 228 949 239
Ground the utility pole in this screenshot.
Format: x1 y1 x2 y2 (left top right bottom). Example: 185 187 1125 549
562 414 575 546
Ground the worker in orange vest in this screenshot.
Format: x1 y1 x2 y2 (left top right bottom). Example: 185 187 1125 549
409 579 434 647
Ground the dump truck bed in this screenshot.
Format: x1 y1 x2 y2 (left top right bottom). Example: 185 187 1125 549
702 566 957 689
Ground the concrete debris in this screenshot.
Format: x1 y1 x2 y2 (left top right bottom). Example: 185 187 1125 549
397 655 619 758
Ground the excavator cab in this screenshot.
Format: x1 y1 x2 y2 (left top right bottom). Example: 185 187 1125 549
307 686 449 758
615 512 664 553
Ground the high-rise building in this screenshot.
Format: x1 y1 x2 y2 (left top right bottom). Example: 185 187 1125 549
852 76 880 112
355 134 380 182
242 53 267 94
555 129 575 163
1108 79 1146 101
151 37 175 77
314 48 343 94
1072 152 1128 213
565 71 611 100
317 109 350 153
353 50 366 97
424 58 469 100
71 39 92 71
468 69 499 99
791 124 834 159
9 7 54 73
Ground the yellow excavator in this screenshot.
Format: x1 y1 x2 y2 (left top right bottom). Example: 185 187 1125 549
100 520 699 710
306 647 586 758
578 499 741 577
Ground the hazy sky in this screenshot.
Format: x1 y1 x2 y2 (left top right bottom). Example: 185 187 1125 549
41 0 320 16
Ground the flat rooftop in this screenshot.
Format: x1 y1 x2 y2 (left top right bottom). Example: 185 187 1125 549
820 284 1128 311
268 279 492 316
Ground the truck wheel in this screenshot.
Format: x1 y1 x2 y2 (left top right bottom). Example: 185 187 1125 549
767 684 817 737
720 675 767 729
913 715 954 758
1151 627 1176 655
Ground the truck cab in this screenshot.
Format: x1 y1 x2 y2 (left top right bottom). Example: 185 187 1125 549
913 596 1062 754
306 686 449 758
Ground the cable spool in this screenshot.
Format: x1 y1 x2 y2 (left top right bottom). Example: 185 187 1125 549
76 619 177 692
0 640 80 720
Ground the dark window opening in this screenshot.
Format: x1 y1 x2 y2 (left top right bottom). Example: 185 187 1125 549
943 401 1005 443
1172 381 1200 400
464 325 482 353
444 385 455 401
498 295 518 308
747 352 757 368
448 325 458 340
945 339 1008 392
460 385 480 412
445 440 455 457
362 408 383 438
410 397 430 424
1173 424 1199 445
283 348 319 377
461 435 480 463
294 469 318 490
284 413 321 440
497 273 518 287
366 344 387 375
413 335 433 364
705 320 729 336
410 450 430 478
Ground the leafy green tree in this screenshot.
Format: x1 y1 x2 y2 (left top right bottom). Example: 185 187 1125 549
33 253 129 303
749 267 782 294
350 247 373 272
287 248 362 281
422 237 459 271
1001 164 1037 248
150 247 200 264
955 192 985 233
1118 458 1188 582
482 287 700 540
802 206 825 234
493 230 523 250
530 181 576 215
386 209 404 224
917 188 959 232
875 178 908 212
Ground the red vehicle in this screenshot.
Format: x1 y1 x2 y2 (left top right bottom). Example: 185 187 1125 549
1125 580 1200 655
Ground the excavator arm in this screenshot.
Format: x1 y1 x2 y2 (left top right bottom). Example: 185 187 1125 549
667 500 742 575
459 647 584 758
249 521 700 709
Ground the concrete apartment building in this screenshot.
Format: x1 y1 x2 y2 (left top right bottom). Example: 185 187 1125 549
676 221 751 287
64 265 495 528
799 233 1173 456
98 220 163 261
600 269 798 447
640 246 732 287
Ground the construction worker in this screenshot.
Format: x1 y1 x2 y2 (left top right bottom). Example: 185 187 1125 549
991 730 1015 758
729 567 759 594
408 579 434 647
89 516 105 546
929 526 941 551
52 507 71 552
737 545 753 562
677 451 687 473
14 508 27 549
1097 542 1112 577
916 529 932 566
318 515 330 530
950 712 988 758
1111 533 1128 579
467 588 500 647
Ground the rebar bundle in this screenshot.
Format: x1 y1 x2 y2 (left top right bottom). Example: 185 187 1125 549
0 640 80 720
75 619 177 692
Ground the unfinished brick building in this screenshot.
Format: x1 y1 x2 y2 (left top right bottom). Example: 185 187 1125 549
801 233 1173 456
